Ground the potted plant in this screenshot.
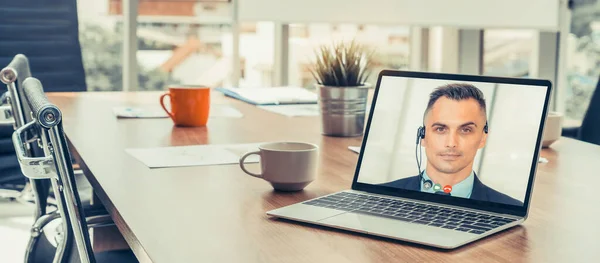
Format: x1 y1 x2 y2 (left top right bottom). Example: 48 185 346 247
309 41 373 137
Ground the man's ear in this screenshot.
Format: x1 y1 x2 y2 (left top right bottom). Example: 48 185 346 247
478 132 488 149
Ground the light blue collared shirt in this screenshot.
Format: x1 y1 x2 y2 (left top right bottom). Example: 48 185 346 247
420 170 475 198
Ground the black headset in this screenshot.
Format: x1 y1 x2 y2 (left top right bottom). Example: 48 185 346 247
415 121 488 193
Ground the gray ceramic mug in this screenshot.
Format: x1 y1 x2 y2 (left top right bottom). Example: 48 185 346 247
239 142 318 191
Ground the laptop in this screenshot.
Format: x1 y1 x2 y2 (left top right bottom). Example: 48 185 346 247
266 70 552 249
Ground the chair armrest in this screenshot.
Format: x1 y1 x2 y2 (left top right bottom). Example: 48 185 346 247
561 126 580 139
31 211 61 236
31 210 113 232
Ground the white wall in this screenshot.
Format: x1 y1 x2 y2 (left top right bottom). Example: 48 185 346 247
358 76 548 202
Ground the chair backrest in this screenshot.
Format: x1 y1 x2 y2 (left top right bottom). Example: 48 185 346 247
0 55 31 184
0 0 87 92
1 54 51 217
1 54 32 128
579 75 600 146
16 77 95 263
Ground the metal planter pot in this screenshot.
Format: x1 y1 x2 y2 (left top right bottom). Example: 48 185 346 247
317 84 370 137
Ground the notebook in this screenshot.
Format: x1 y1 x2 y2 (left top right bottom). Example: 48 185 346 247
215 86 318 105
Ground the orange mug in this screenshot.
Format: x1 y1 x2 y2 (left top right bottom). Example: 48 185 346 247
160 85 210 127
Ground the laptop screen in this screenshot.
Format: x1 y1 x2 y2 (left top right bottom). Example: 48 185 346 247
353 71 551 215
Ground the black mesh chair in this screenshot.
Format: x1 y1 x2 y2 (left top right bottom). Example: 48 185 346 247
0 0 87 198
562 75 600 146
14 77 137 263
0 0 87 93
0 0 88 197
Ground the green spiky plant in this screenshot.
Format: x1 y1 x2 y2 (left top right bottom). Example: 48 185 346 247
309 41 374 87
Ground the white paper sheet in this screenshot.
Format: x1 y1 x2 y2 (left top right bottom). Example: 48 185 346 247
113 105 243 119
126 143 262 168
257 104 320 117
113 107 167 118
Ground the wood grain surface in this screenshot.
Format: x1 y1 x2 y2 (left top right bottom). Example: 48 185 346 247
48 91 600 263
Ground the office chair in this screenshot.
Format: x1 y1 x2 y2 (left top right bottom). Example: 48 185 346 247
1 54 101 206
14 77 137 263
562 75 600 146
0 54 47 209
0 0 105 206
0 0 88 190
2 54 113 262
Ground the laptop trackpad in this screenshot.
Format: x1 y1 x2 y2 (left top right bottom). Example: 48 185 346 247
267 204 347 222
319 212 471 248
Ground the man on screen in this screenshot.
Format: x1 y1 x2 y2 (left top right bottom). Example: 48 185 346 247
381 83 523 206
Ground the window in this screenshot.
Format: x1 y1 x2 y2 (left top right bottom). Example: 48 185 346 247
483 29 535 78
78 0 233 91
133 1 232 90
78 2 410 91
564 2 600 121
287 24 410 89
237 22 275 88
77 0 123 91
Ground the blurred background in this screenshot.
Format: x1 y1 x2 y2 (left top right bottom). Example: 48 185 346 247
77 0 599 125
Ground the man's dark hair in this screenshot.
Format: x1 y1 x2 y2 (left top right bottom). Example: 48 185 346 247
424 83 487 120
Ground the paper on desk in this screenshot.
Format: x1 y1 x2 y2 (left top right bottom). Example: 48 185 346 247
126 143 262 168
347 145 550 163
113 107 168 118
216 86 318 105
257 104 320 117
113 105 243 119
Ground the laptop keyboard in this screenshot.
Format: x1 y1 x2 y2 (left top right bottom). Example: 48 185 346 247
303 192 518 235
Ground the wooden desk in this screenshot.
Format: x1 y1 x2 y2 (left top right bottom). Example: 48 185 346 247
49 91 600 263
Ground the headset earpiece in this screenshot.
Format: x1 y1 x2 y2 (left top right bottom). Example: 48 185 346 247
484 121 489 134
416 126 425 144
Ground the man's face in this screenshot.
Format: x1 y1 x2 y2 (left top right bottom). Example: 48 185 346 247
422 97 488 175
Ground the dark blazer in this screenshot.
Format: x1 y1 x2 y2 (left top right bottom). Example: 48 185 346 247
380 174 524 206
